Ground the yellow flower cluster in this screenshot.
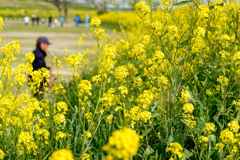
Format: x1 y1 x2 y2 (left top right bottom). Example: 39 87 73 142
167 142 185 159
55 131 66 141
126 106 141 128
18 131 38 155
203 123 215 134
118 86 128 97
182 103 194 115
0 150 4 160
100 88 118 110
92 74 102 83
84 131 92 139
106 115 113 124
28 68 50 94
77 80 92 105
93 27 105 38
219 50 230 59
85 112 93 123
49 149 74 160
228 121 240 133
23 52 35 63
215 143 224 150
135 1 151 15
116 39 129 54
133 78 142 87
0 16 2 32
179 89 191 102
56 101 68 114
220 129 234 143
98 44 116 74
182 103 196 128
66 53 83 69
140 111 152 123
217 76 229 86
114 64 138 83
54 113 66 126
199 136 209 144
83 153 90 160
129 43 145 59
78 80 92 97
233 99 240 106
233 51 240 61
103 128 139 160
137 90 153 108
90 17 101 27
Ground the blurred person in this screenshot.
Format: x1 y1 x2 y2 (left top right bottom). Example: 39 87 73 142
54 18 59 28
75 15 80 27
48 15 52 27
32 14 35 26
59 15 64 27
24 15 30 26
41 18 45 26
85 14 89 27
36 15 40 26
29 37 52 100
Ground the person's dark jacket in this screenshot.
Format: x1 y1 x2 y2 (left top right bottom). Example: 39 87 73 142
49 16 52 23
28 46 47 87
32 45 47 71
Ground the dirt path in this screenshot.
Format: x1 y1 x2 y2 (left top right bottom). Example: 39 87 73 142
1 31 97 55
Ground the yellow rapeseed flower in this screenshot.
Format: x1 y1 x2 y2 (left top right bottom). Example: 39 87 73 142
220 129 234 143
103 128 139 160
203 123 215 134
167 142 185 159
90 17 101 27
228 121 240 133
49 149 74 160
0 150 4 160
106 115 113 124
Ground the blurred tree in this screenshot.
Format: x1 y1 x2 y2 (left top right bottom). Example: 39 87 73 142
88 0 108 15
42 0 75 21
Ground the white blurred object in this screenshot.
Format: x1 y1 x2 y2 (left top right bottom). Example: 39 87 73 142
54 18 59 27
24 16 30 25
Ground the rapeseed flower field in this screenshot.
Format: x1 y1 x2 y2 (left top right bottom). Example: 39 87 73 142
1 0 240 159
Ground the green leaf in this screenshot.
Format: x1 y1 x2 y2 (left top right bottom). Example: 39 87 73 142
133 75 141 81
43 151 53 160
209 3 223 10
168 135 176 143
176 39 188 47
210 134 216 143
151 100 161 112
152 110 161 118
182 149 193 160
200 116 206 123
142 128 152 137
197 74 206 81
143 146 154 157
216 120 224 130
74 105 78 113
195 100 206 111
173 1 191 6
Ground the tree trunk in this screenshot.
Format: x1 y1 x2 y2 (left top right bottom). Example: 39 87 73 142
57 5 62 16
103 0 107 13
64 7 68 22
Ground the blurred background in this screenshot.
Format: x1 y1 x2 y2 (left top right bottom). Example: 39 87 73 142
0 0 160 77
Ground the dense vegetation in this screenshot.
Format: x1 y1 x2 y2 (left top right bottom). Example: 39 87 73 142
1 0 240 159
